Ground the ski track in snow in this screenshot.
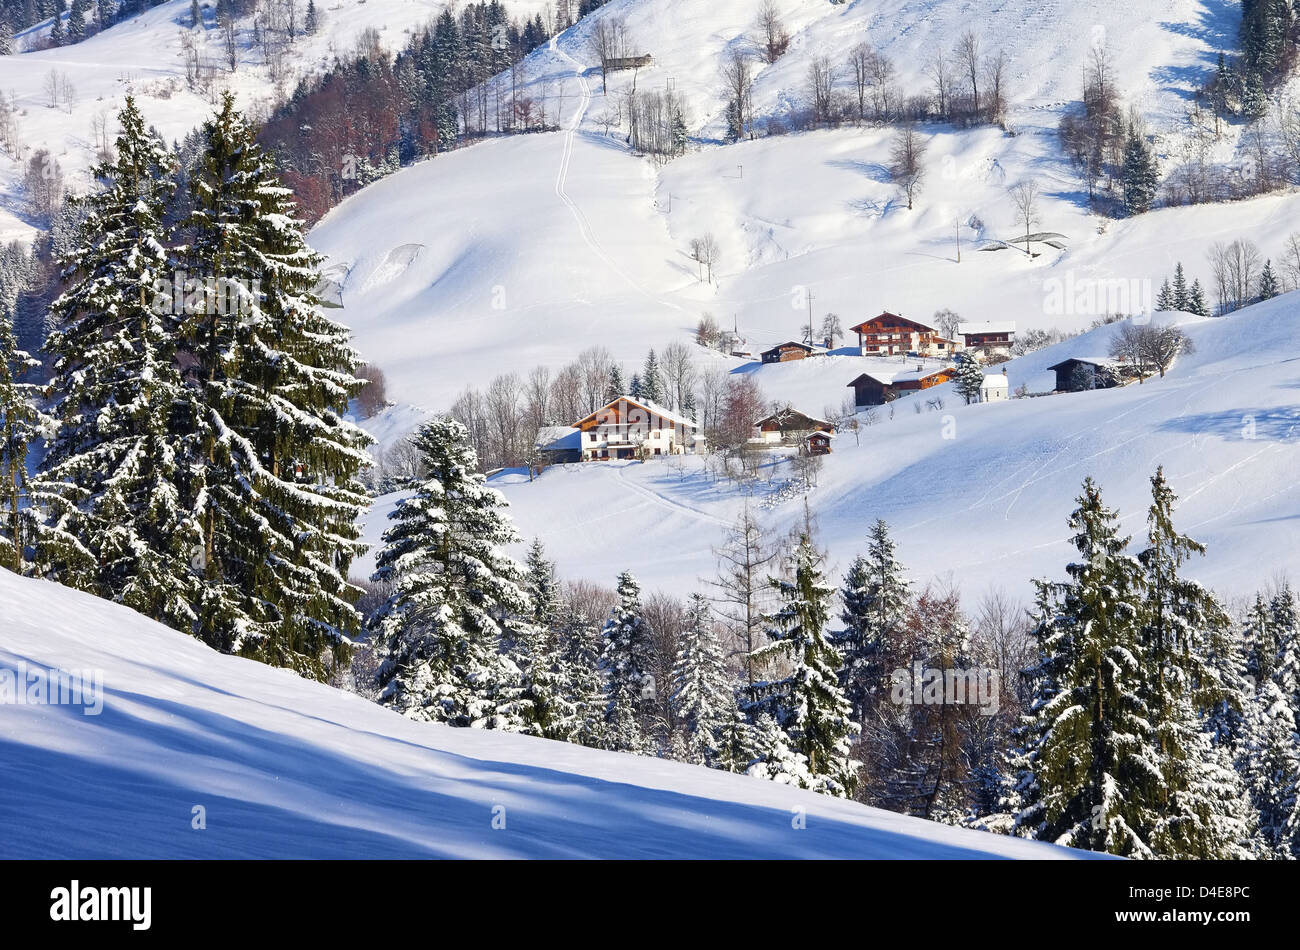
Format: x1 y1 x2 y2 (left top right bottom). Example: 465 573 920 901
549 36 687 318
614 463 733 530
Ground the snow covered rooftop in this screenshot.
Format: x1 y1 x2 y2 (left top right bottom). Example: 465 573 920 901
574 396 698 430
959 321 1017 336
535 426 581 451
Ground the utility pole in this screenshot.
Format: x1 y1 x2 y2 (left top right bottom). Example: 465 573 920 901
806 290 814 347
955 217 961 263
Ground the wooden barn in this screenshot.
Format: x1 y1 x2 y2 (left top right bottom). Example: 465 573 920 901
850 312 958 358
603 54 654 70
1046 357 1122 393
846 365 956 407
760 341 814 364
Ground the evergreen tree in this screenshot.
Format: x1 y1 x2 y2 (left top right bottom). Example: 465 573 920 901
0 306 43 572
600 571 656 752
724 99 742 143
953 350 984 404
1155 279 1174 311
1212 51 1232 118
1187 278 1209 317
1010 477 1158 856
36 97 199 631
1258 259 1279 300
670 107 688 157
670 593 734 766
522 537 560 633
304 0 317 34
182 93 372 675
752 533 859 797
371 417 529 728
1244 592 1280 686
1241 67 1267 118
831 519 911 725
48 3 63 43
66 0 83 38
1121 125 1159 216
714 693 757 773
628 373 642 400
746 711 812 788
558 598 607 748
640 349 662 404
513 539 577 739
1171 262 1189 311
1239 678 1300 857
1138 467 1251 859
605 363 625 402
189 0 199 28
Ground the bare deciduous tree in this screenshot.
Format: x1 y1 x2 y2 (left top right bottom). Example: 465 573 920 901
1207 238 1261 314
928 53 952 119
1009 179 1040 254
659 341 697 412
1279 231 1300 291
808 55 836 127
720 49 755 140
689 233 720 283
890 124 927 209
955 30 981 119
756 0 790 64
710 505 779 687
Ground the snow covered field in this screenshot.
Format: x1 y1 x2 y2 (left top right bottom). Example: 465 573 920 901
0 567 1095 858
357 294 1300 605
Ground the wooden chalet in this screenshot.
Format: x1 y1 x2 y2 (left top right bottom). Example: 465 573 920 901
1046 357 1122 393
760 341 814 364
804 431 834 456
850 312 957 358
958 321 1016 359
571 395 698 461
754 408 834 443
846 365 956 407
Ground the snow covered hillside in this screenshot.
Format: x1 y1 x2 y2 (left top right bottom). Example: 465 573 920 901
356 293 1300 603
0 567 1092 858
520 0 1234 139
306 0 1300 420
0 0 553 240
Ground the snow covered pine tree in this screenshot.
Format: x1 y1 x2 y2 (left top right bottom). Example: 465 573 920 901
370 417 528 729
751 533 859 798
181 92 372 677
36 97 200 630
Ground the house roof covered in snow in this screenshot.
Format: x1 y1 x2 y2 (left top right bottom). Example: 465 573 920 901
572 396 698 430
535 426 581 451
849 311 937 334
846 364 952 387
1046 356 1123 371
959 321 1017 336
980 373 1009 389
